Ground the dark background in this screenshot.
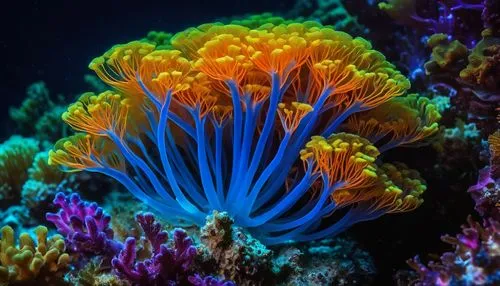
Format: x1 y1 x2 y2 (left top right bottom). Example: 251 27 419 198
0 0 287 120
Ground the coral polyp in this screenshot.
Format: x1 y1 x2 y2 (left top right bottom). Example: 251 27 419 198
49 17 438 244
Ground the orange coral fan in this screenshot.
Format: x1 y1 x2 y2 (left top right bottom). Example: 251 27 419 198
51 16 433 244
344 94 441 152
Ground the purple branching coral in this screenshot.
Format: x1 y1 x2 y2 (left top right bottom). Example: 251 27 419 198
111 213 197 286
408 216 500 286
46 192 122 257
468 167 500 221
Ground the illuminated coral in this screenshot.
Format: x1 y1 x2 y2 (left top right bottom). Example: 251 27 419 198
408 216 500 286
112 213 197 286
0 225 70 283
344 94 441 152
50 18 435 244
460 31 500 101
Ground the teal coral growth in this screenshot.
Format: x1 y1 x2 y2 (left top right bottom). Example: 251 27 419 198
49 16 439 245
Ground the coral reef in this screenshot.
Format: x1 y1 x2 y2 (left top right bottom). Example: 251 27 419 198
46 192 122 258
112 213 197 286
0 225 70 284
50 17 436 246
197 211 272 284
408 216 500 286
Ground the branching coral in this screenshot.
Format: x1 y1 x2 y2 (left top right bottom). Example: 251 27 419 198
408 216 500 286
46 192 123 258
112 213 197 286
49 17 436 244
0 136 39 207
0 225 70 283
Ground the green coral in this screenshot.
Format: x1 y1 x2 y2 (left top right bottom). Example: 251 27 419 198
0 136 39 207
287 0 367 35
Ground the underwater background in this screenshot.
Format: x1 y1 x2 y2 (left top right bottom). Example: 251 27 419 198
0 0 498 285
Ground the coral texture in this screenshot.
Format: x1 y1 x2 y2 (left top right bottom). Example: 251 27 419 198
50 17 437 245
0 225 70 283
111 213 197 286
46 192 122 257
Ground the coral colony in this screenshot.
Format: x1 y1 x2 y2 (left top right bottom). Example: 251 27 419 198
0 1 499 285
49 18 436 247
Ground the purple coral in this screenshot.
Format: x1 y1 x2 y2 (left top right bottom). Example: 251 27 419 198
408 216 500 285
468 167 500 221
111 213 197 286
46 192 122 256
188 274 236 286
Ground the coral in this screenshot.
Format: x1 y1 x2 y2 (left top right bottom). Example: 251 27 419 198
280 237 376 285
0 136 39 208
143 31 173 50
0 206 36 236
111 213 197 286
46 192 122 258
468 132 500 221
28 151 67 184
344 94 441 152
21 179 73 222
286 0 367 35
9 82 53 134
0 225 70 283
468 167 500 221
50 17 435 245
188 274 235 286
198 211 272 284
460 31 500 100
379 0 484 46
408 216 500 286
70 258 130 286
424 33 468 76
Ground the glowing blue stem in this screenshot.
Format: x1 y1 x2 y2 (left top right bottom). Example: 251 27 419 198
163 126 207 207
214 124 224 201
321 103 361 137
261 181 342 231
242 167 314 226
93 167 201 222
233 97 258 196
243 132 292 215
157 92 201 215
238 73 282 199
137 76 161 111
261 87 333 199
194 113 222 210
226 80 243 199
107 131 177 206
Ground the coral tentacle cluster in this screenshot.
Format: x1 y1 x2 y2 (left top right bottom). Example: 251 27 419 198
49 17 438 244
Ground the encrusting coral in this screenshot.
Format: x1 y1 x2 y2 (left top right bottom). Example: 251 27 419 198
49 16 439 245
0 225 70 284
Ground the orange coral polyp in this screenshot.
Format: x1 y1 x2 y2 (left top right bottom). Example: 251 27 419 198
89 41 155 98
62 91 129 137
139 50 193 101
300 134 379 189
